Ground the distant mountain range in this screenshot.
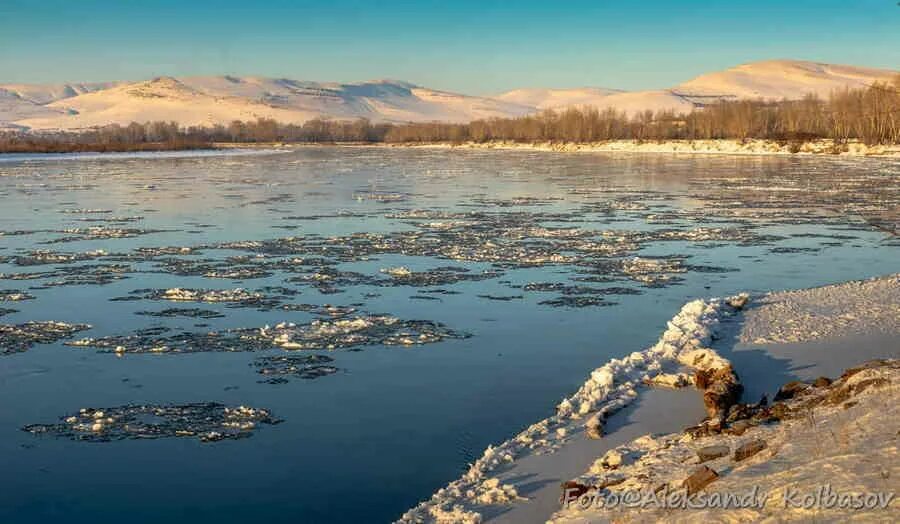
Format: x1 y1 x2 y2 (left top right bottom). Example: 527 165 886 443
1 60 896 131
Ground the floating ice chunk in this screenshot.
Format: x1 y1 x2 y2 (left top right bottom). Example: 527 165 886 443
381 266 412 277
1 321 92 355
23 403 280 443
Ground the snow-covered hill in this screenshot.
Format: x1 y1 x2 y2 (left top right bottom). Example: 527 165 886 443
673 59 895 99
494 87 625 110
1 60 896 130
4 76 533 130
495 60 897 115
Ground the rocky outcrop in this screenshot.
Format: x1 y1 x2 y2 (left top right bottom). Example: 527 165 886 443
555 359 898 519
683 465 719 496
733 439 767 462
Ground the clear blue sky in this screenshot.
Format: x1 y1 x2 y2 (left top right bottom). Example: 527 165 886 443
1 0 897 94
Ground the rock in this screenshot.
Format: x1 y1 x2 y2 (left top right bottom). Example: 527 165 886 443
683 465 718 495
827 386 852 405
727 419 753 436
733 439 767 461
769 402 790 420
725 403 756 423
684 423 706 439
703 380 743 423
585 413 604 440
694 368 713 390
726 293 750 310
773 381 809 401
597 475 626 489
827 377 890 405
600 449 623 469
560 480 591 503
694 366 743 423
853 377 890 395
684 420 722 439
696 445 730 463
812 376 832 388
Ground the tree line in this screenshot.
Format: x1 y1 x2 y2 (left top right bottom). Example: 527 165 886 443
0 121 212 153
383 76 900 146
1 75 897 153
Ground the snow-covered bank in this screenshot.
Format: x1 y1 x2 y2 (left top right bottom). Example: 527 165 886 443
388 139 900 158
399 275 900 523
739 274 900 347
727 274 900 411
397 295 749 523
550 359 900 523
549 275 900 524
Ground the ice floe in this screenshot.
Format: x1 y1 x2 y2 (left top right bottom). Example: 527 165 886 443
1 321 92 355
66 315 468 355
251 354 340 383
23 403 280 443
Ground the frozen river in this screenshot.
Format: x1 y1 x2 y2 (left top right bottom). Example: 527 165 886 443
0 147 897 523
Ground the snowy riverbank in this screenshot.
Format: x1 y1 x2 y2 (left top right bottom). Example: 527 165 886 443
550 359 899 523
398 295 749 523
398 275 900 523
387 139 900 158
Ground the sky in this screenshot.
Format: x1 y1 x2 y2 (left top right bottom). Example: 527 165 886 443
1 0 897 94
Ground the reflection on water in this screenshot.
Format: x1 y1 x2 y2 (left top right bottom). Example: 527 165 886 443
0 147 898 523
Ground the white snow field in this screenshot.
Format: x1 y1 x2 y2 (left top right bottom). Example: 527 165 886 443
2 60 895 130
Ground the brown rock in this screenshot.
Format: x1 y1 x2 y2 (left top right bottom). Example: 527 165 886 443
827 377 890 405
560 480 591 503
827 386 851 405
683 466 718 495
685 420 725 439
812 376 832 388
727 420 753 436
597 475 627 489
694 368 712 390
773 381 809 401
703 376 744 422
770 402 790 420
683 423 706 439
726 403 756 423
734 439 767 462
853 377 890 395
697 445 730 463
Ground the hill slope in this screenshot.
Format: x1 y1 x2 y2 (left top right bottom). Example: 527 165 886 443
2 60 896 130
495 60 897 115
7 76 533 130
